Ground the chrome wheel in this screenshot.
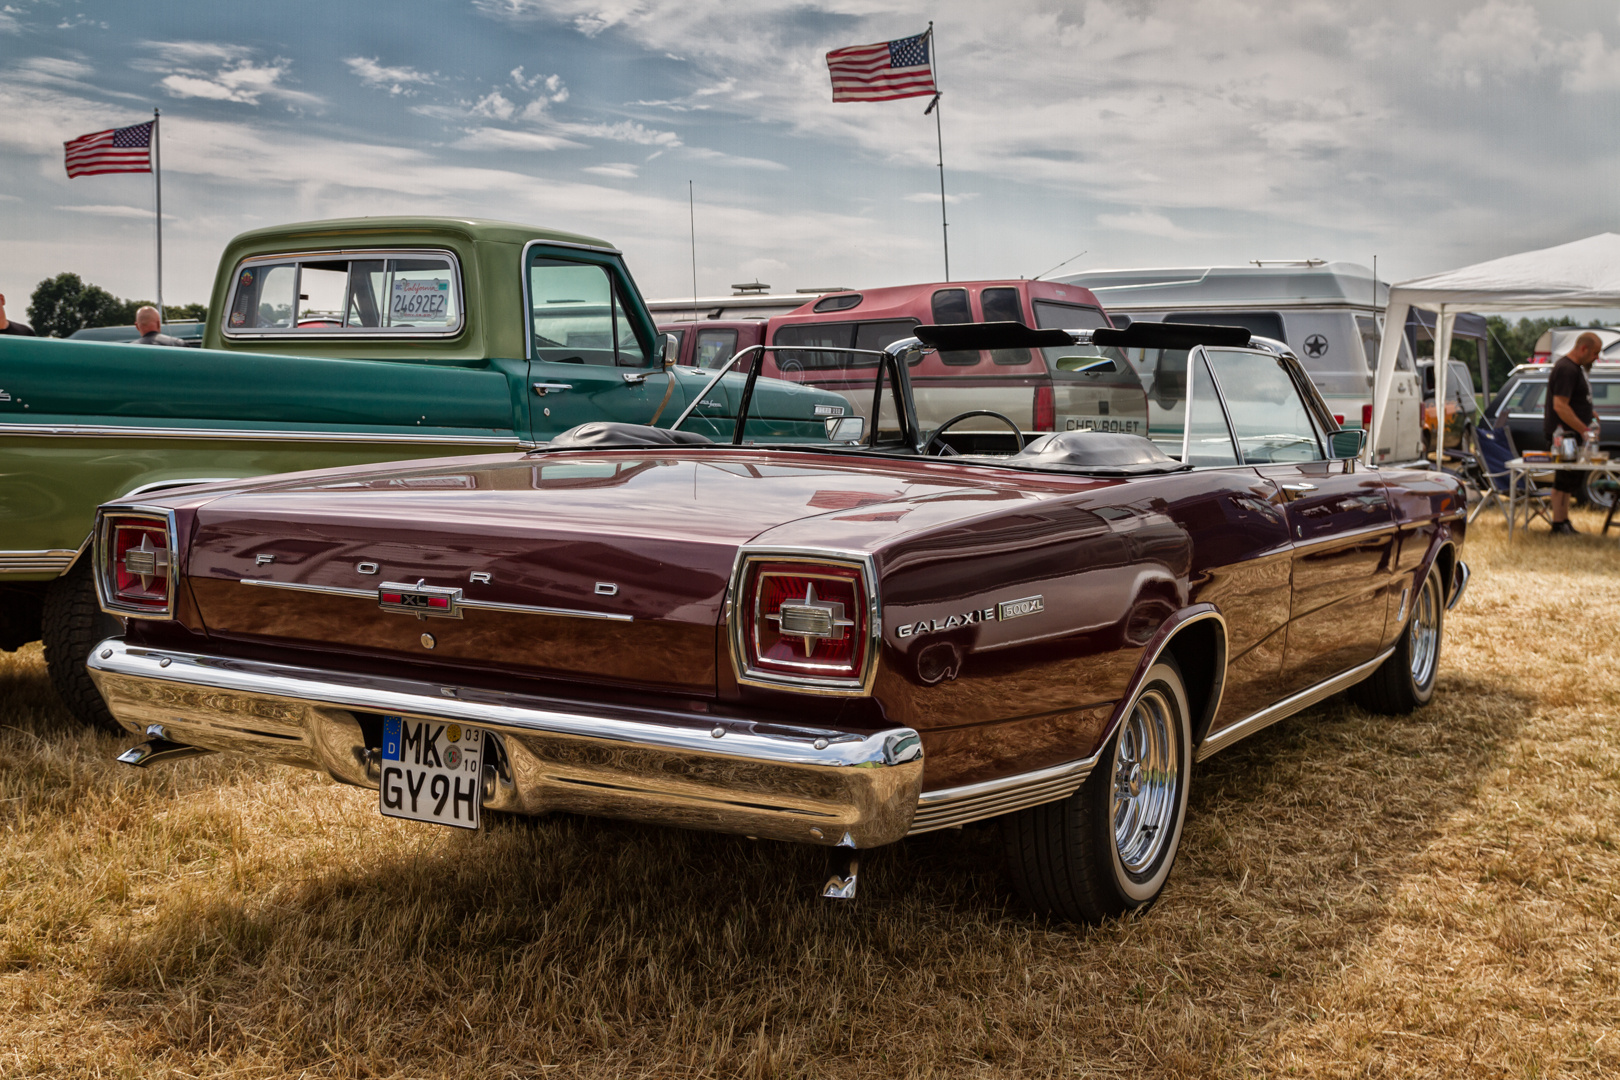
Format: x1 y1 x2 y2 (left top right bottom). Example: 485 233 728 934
1111 687 1180 877
1407 571 1441 691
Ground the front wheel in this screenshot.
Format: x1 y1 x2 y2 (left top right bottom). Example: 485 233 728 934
1349 564 1443 715
1001 658 1192 924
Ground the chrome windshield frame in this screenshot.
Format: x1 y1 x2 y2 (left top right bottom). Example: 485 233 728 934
670 340 925 450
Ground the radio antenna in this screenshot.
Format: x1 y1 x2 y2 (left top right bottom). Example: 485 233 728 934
1032 249 1087 281
689 180 699 325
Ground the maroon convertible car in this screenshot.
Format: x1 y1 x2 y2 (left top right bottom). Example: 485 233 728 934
87 321 1467 924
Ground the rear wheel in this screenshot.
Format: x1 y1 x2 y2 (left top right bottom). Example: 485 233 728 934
1001 658 1192 924
1350 564 1443 715
41 560 124 731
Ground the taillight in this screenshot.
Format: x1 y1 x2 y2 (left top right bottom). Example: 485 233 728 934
731 552 877 694
1361 403 1374 429
95 507 177 618
1333 414 1344 425
1033 385 1055 432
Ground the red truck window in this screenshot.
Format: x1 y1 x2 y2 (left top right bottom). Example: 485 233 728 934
931 289 977 366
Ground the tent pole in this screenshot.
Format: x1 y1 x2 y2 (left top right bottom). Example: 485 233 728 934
1433 305 1451 473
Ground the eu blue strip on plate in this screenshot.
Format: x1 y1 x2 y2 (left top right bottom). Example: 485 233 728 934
382 715 402 761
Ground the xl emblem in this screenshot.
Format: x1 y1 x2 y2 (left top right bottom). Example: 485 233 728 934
378 580 463 620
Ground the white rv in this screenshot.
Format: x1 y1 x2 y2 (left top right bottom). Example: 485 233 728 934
1059 262 1426 463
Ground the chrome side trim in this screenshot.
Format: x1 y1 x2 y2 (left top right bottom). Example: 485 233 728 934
459 597 633 623
0 423 520 445
1447 559 1470 611
907 751 1103 835
1195 644 1397 761
0 549 79 574
240 579 374 599
238 577 634 621
904 608 1231 834
88 639 923 848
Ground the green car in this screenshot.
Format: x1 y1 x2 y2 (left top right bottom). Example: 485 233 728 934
0 216 845 727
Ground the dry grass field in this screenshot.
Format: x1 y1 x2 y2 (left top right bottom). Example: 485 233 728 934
2 509 1617 1079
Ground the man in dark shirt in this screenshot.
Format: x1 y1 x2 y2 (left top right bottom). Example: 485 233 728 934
0 293 36 336
1542 331 1600 533
133 306 184 346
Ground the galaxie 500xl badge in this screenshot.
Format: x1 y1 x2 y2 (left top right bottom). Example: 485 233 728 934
378 580 464 619
896 594 1043 638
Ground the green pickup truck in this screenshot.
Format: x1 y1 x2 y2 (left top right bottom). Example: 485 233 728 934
0 216 841 727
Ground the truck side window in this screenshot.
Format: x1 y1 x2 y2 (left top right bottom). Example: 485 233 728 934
229 262 295 329
696 329 738 369
529 258 619 366
980 287 1031 366
931 288 977 366
772 322 856 371
611 282 649 367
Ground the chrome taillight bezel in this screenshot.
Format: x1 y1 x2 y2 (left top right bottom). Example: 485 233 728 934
94 504 180 619
728 547 881 696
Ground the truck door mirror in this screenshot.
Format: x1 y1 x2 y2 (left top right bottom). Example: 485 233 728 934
1328 428 1366 459
825 416 866 443
663 333 680 369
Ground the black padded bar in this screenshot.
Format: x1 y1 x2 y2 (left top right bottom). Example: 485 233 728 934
913 321 1075 351
1091 321 1251 350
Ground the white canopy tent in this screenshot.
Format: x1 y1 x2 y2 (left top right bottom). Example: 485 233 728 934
1371 233 1620 467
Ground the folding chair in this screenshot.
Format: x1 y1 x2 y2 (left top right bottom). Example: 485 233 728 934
1472 421 1551 528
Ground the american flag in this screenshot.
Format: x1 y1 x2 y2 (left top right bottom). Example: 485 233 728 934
826 31 937 103
64 121 153 178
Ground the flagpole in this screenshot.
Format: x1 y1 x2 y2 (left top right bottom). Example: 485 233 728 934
152 107 163 321
925 23 948 281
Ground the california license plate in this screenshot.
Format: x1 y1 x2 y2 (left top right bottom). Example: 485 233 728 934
378 715 484 829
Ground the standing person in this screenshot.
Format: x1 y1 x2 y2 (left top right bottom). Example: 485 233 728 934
133 305 183 346
0 293 36 336
1543 331 1601 534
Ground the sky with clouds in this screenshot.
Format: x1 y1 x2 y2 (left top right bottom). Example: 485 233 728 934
3 0 1620 309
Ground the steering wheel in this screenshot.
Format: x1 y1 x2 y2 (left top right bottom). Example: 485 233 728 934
924 410 1024 456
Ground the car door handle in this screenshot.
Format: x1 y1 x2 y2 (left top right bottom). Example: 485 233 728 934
1280 482 1318 493
531 382 573 396
622 372 649 385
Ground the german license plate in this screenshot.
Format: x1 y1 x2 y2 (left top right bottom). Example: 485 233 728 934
378 715 483 830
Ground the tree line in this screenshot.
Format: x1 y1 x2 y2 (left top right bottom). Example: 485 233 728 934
26 273 206 338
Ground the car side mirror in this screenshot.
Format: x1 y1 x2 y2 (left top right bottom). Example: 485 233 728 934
662 333 679 369
825 416 866 443
1328 428 1366 459
1055 355 1122 374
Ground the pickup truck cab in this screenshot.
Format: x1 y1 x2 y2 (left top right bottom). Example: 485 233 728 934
0 215 841 727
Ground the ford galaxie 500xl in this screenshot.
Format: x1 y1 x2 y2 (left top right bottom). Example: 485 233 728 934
85 321 1467 924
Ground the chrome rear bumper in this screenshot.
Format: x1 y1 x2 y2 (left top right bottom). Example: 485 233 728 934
87 639 924 848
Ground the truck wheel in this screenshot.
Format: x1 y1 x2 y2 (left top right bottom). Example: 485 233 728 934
1349 565 1443 716
41 560 124 731
1001 658 1192 924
